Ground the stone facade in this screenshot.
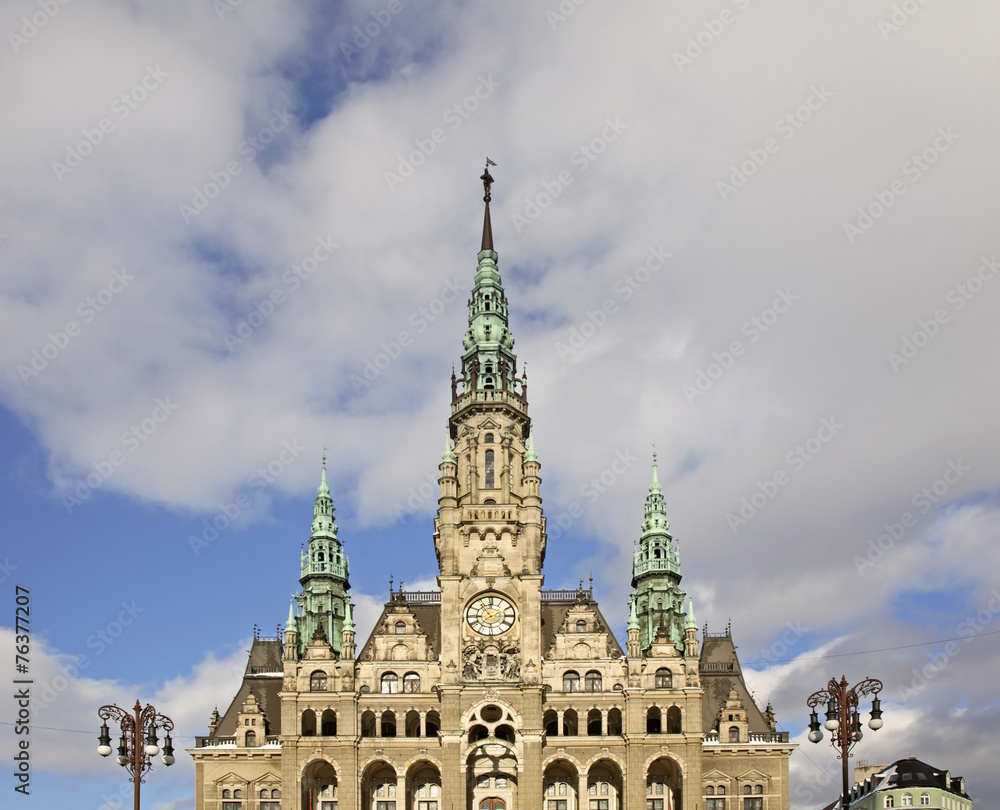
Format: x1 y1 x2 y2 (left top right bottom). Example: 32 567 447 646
188 176 795 810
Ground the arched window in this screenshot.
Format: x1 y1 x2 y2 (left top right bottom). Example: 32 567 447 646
360 710 375 737
395 620 407 634
885 796 894 808
585 670 602 691
667 706 682 733
706 784 726 810
920 794 930 807
321 709 336 736
485 433 494 443
244 730 255 747
260 789 269 799
222 790 231 798
380 710 396 737
381 672 399 693
234 790 243 798
301 709 316 736
403 672 420 693
576 619 588 633
310 670 327 691
272 790 280 799
646 707 662 734
587 709 602 736
563 670 580 691
655 668 672 688
729 726 740 742
743 784 763 810
485 449 495 488
902 795 913 807
607 707 623 735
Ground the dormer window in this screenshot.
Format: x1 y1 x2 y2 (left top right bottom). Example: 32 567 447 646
485 433 494 443
395 621 406 634
576 619 587 633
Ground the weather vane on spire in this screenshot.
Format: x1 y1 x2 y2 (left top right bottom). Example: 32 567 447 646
481 157 497 203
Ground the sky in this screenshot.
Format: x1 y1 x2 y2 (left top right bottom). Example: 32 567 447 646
1 0 999 807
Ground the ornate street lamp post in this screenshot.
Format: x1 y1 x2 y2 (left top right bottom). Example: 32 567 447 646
97 700 175 810
806 676 884 809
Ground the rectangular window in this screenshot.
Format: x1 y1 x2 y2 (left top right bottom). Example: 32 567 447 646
743 799 763 810
647 801 665 810
261 804 280 810
707 800 727 810
376 803 396 810
590 801 610 810
417 803 438 810
320 803 337 810
222 804 242 810
548 802 568 810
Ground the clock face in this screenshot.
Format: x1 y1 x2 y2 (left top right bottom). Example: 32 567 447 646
466 595 515 636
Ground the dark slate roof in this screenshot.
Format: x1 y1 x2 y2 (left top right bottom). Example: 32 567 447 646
699 631 772 734
358 597 443 661
215 638 284 737
870 758 970 798
540 599 625 658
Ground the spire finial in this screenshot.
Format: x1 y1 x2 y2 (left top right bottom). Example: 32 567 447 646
480 158 497 251
481 157 496 202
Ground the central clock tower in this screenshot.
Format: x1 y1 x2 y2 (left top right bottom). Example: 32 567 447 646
434 165 546 687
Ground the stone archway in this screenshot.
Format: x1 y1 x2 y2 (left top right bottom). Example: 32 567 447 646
467 746 518 810
301 759 338 810
646 757 683 810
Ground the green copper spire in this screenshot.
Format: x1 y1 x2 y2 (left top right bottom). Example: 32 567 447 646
292 459 352 658
442 434 456 464
525 433 537 463
628 594 639 631
630 449 686 653
286 598 297 631
642 446 669 539
686 597 696 629
451 162 528 433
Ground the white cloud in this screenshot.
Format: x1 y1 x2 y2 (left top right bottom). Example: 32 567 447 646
3 0 1000 805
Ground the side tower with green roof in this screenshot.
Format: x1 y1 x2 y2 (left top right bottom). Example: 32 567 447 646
630 451 688 652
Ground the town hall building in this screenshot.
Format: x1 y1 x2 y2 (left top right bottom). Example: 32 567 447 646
188 170 795 810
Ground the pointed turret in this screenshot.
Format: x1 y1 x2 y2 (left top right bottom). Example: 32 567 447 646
451 162 529 440
291 457 352 659
626 595 641 658
630 449 687 652
525 433 537 463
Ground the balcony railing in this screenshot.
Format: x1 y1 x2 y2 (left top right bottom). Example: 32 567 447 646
703 731 790 743
542 588 593 602
633 557 680 577
452 388 527 413
699 661 736 673
389 590 441 603
195 735 282 748
300 561 348 579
